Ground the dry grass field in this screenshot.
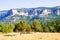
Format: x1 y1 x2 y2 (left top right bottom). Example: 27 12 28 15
0 32 60 40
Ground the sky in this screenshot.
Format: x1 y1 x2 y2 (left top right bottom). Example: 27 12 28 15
0 0 60 10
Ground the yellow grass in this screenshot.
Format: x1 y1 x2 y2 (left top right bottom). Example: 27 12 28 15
0 32 60 40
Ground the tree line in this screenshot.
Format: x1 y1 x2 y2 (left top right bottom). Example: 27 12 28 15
0 20 60 33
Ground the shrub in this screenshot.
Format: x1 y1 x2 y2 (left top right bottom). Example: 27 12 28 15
40 22 50 32
30 20 43 32
54 20 60 32
14 20 28 32
25 25 31 32
0 23 15 33
44 26 50 32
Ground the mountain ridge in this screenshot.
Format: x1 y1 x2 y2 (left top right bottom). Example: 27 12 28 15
0 6 60 23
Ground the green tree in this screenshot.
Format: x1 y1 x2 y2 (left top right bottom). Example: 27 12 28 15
54 20 60 32
46 20 56 32
25 25 31 32
14 20 29 32
0 23 15 33
30 20 43 32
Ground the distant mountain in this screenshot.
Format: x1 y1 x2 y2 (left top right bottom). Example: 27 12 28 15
0 6 60 23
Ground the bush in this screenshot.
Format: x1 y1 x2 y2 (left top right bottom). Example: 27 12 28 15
40 22 50 32
25 25 31 32
46 21 56 32
1 19 60 33
54 20 60 32
7 23 15 32
48 26 56 32
44 26 50 32
30 20 43 32
14 20 29 32
0 23 15 33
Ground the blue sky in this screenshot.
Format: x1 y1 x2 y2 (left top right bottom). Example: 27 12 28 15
0 0 60 10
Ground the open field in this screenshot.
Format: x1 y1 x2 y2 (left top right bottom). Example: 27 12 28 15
0 32 60 40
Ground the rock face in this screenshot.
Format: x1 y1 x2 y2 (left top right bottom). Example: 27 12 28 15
12 9 28 16
0 6 60 23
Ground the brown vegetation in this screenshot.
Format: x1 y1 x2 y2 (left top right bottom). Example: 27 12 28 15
0 32 60 40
